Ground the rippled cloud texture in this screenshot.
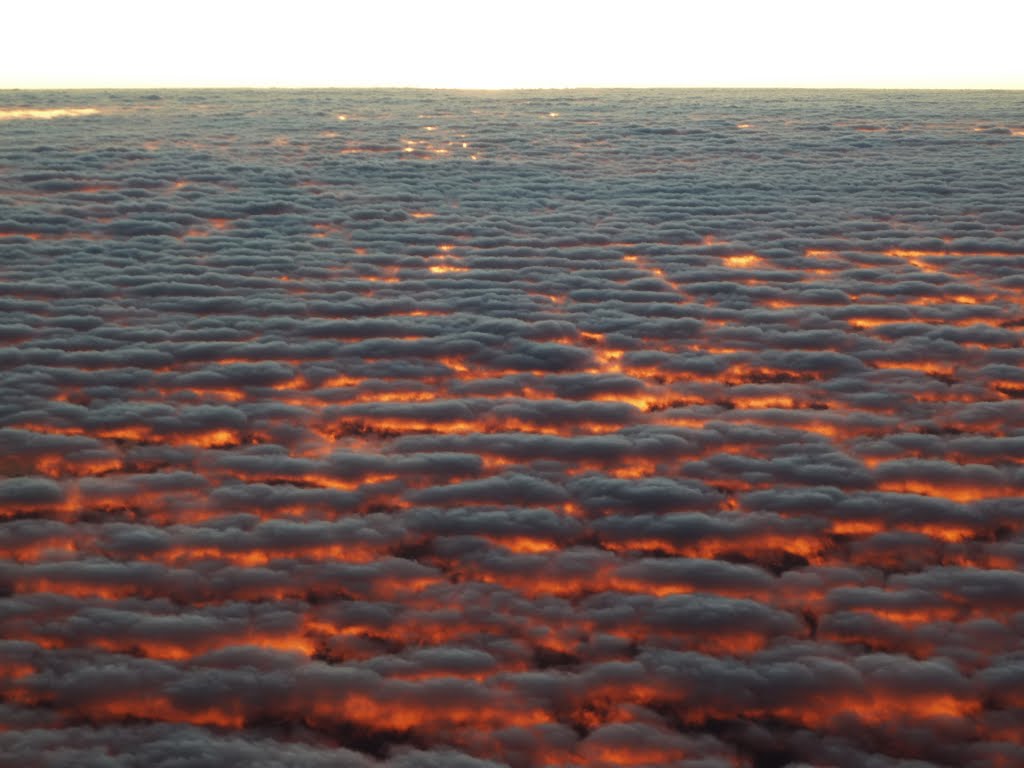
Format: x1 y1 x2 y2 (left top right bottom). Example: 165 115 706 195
1 89 1023 767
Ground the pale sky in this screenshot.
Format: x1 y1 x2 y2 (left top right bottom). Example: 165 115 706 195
3 0 1023 89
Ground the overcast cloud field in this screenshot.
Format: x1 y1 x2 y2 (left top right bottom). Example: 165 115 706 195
1 89 1023 767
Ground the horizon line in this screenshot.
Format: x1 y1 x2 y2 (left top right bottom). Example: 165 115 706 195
3 85 1023 92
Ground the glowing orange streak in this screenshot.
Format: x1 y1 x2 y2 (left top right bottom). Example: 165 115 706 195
603 534 824 562
0 663 34 680
876 481 1015 503
34 454 122 478
384 667 523 683
342 390 442 404
441 356 469 373
665 412 866 441
309 695 551 731
306 619 470 650
588 349 624 374
868 360 954 374
730 395 798 409
310 223 346 239
992 381 1024 400
183 218 233 238
461 570 611 598
266 376 306 392
723 364 822 383
483 535 561 553
889 247 1023 258
16 571 439 605
883 249 940 272
537 293 566 304
0 539 76 562
563 458 664 478
617 367 697 385
321 415 627 438
144 506 308 525
606 579 690 598
494 417 625 436
767 692 980 729
95 426 152 441
155 543 384 566
68 631 318 662
321 375 367 388
849 318 899 329
320 418 480 436
360 575 442 599
358 274 400 283
436 361 596 382
590 392 664 411
9 423 241 448
910 295 987 307
14 580 136 600
160 547 278 567
656 415 708 429
851 606 961 625
88 699 245 729
220 472 400 493
156 387 248 402
180 429 240 448
831 520 885 535
723 254 763 268
578 744 691 766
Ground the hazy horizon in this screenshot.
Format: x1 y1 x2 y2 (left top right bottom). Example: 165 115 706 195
4 86 1024 92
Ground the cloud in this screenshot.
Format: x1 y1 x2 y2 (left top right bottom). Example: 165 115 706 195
0 88 1021 767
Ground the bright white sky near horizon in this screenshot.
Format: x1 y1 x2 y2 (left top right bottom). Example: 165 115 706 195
3 0 1023 89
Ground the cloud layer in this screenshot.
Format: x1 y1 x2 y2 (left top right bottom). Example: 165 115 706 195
1 89 1023 767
